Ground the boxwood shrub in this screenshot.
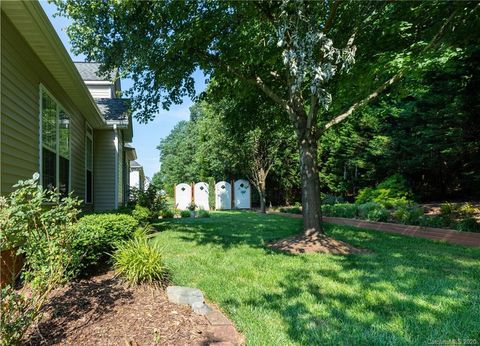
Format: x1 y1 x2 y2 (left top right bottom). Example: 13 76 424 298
72 213 139 274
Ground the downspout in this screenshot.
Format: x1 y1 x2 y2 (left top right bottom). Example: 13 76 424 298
114 124 119 209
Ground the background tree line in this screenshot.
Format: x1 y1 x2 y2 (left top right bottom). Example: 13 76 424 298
156 42 480 205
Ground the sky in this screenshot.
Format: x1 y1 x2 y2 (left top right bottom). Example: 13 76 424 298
40 1 207 179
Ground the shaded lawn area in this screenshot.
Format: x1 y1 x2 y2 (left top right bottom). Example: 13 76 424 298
152 211 480 345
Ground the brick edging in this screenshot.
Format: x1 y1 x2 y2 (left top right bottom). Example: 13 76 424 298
269 212 480 247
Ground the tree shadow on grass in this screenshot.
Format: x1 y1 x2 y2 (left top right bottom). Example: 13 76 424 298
223 240 480 344
25 270 134 345
154 212 303 251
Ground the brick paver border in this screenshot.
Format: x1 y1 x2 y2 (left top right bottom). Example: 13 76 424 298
269 212 480 247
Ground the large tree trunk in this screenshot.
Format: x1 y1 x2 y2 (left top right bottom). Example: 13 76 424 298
299 133 323 235
256 181 267 214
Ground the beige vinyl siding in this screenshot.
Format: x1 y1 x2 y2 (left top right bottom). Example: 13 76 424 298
117 132 123 206
1 14 86 199
93 130 116 210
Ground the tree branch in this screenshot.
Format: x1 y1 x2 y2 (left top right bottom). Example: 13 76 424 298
323 6 461 132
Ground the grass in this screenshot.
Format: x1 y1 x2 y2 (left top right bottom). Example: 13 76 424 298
152 211 480 345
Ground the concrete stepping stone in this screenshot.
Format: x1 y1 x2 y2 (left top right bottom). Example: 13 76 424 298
166 286 204 305
192 301 213 315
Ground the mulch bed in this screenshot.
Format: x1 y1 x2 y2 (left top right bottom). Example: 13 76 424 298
268 232 365 255
25 270 212 345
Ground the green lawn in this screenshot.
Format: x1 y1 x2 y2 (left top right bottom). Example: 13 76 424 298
152 211 480 345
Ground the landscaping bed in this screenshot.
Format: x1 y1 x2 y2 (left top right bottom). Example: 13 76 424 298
25 269 211 345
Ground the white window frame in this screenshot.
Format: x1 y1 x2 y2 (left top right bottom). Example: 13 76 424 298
85 122 94 204
38 84 71 194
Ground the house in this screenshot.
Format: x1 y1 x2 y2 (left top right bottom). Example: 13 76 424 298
0 1 136 211
129 160 146 192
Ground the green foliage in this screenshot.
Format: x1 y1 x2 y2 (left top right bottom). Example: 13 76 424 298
419 215 448 229
161 209 175 219
113 235 167 286
0 287 36 346
356 175 414 207
198 209 210 218
455 218 480 233
439 202 458 217
187 203 197 212
208 177 216 210
366 208 390 222
72 213 138 273
323 203 358 218
357 202 382 219
392 206 424 225
321 194 345 205
131 185 167 218
180 210 191 218
458 203 477 218
0 174 80 344
131 205 150 224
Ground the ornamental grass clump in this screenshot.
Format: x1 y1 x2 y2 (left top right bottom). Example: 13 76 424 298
112 236 167 286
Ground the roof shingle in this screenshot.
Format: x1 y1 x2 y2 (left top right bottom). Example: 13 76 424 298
96 98 130 121
74 62 116 81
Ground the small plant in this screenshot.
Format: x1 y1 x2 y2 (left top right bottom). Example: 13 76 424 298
419 215 448 229
392 206 424 225
180 210 191 218
187 203 197 211
132 204 150 224
113 236 167 285
161 209 175 218
322 203 357 218
198 209 210 218
458 203 476 218
366 208 390 222
357 202 382 219
439 202 458 217
456 217 480 233
279 206 302 214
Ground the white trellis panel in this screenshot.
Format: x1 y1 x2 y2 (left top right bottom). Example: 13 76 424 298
215 181 231 210
234 179 251 209
175 183 192 210
194 182 209 210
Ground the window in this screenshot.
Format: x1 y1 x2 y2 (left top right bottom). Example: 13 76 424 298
85 123 93 204
40 87 70 197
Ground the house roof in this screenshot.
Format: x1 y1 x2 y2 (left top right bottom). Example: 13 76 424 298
1 1 105 128
95 98 130 121
74 62 117 82
130 160 142 168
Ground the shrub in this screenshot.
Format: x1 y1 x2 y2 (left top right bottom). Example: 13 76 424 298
419 215 448 229
131 205 150 224
439 202 458 217
113 236 167 285
72 213 138 273
187 203 197 211
131 185 167 217
198 209 210 218
161 209 175 218
356 174 414 207
180 210 191 218
321 194 345 205
357 202 382 219
458 203 477 218
392 206 424 225
0 174 80 344
456 218 480 233
366 208 390 222
322 203 357 218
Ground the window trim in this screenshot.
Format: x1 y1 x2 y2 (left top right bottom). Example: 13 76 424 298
39 84 71 194
85 122 94 204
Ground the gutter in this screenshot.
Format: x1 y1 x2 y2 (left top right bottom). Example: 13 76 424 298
113 124 119 209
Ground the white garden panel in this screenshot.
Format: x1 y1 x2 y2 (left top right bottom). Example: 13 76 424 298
234 179 251 209
194 182 209 210
215 181 231 210
175 183 192 210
